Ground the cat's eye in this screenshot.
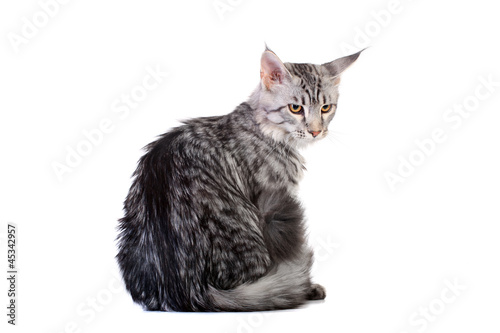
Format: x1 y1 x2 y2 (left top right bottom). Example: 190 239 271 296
288 104 303 113
321 104 333 113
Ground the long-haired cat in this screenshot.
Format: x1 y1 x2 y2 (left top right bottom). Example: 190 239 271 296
117 47 362 311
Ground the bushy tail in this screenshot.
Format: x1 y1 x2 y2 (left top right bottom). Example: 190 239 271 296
207 249 314 311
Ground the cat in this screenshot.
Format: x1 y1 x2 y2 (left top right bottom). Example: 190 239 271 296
116 47 362 312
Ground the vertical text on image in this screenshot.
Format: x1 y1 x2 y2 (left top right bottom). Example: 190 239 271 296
6 223 18 325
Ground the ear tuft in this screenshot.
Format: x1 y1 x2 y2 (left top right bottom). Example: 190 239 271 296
322 48 365 77
260 49 290 90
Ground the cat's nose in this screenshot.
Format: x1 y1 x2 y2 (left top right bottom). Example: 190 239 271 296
308 130 322 138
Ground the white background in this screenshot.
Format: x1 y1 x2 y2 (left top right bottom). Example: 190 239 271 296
1 0 499 332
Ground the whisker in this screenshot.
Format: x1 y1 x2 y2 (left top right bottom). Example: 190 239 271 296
326 133 348 149
263 140 280 160
329 130 350 136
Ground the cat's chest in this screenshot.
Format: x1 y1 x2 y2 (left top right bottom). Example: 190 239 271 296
250 146 305 193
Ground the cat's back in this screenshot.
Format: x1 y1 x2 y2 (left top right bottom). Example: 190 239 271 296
140 103 261 171
135 107 259 199
136 115 230 179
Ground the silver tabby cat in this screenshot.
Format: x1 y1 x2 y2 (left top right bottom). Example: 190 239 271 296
117 47 362 312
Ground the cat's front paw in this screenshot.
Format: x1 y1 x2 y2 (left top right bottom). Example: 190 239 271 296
307 283 326 300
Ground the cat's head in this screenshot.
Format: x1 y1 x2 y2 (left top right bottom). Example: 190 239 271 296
251 47 362 146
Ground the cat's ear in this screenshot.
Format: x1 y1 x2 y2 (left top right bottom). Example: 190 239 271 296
260 48 291 90
322 49 364 78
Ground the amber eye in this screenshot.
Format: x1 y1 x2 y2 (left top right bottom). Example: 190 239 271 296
321 104 333 113
288 104 303 113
